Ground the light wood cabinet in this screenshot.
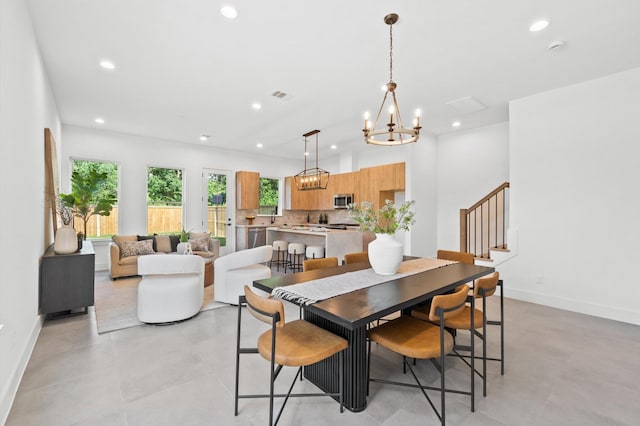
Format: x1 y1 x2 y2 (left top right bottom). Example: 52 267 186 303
236 171 259 209
285 163 403 211
285 177 319 210
358 162 405 210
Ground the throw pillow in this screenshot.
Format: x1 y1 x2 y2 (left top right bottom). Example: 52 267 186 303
154 235 172 253
189 231 211 241
118 239 154 258
112 234 137 244
137 235 156 251
189 237 209 252
169 235 181 252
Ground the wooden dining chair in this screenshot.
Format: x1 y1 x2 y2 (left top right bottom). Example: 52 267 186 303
343 251 369 265
302 256 339 272
436 249 475 265
235 285 348 425
367 285 472 425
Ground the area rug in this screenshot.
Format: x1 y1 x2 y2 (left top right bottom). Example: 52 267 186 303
94 271 226 334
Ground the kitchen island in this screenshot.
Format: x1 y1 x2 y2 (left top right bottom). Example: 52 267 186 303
266 227 362 263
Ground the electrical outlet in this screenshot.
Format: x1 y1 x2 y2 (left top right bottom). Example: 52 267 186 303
535 276 544 285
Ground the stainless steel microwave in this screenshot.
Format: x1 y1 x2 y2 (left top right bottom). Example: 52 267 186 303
333 193 354 209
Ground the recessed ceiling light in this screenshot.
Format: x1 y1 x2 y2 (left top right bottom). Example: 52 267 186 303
94 117 105 124
256 143 263 148
220 5 238 19
529 19 550 32
304 152 310 156
251 102 262 110
200 134 210 141
330 145 337 150
99 60 115 70
452 121 461 128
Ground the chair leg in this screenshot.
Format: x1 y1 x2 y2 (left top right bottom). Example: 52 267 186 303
440 324 446 426
234 303 242 416
470 296 475 412
339 350 345 413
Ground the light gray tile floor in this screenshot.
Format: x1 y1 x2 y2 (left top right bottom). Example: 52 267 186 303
7 273 640 425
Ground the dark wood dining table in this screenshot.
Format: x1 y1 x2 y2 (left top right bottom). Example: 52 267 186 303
253 258 495 412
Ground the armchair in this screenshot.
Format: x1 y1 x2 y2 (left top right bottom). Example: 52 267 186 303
214 245 272 304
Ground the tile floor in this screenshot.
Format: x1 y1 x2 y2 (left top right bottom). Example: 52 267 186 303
6 271 640 425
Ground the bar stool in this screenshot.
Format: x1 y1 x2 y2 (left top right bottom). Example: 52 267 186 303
269 240 288 271
285 243 305 273
305 245 325 259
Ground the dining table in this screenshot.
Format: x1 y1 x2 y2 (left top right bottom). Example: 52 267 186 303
253 257 495 412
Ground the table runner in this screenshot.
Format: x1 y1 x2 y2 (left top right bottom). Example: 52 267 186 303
271 257 456 305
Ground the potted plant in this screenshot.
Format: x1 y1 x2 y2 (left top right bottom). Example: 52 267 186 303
349 199 415 275
60 169 115 240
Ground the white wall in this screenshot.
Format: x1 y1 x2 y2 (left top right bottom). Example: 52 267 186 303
346 136 440 257
0 0 61 422
437 122 510 251
503 67 640 325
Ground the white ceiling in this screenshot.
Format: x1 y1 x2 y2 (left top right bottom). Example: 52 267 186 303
26 0 640 161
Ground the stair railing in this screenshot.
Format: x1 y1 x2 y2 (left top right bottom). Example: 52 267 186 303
460 182 509 259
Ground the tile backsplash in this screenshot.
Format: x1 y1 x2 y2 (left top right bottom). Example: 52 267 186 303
236 209 357 226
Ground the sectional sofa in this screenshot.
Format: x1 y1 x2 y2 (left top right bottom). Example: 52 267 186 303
109 232 220 279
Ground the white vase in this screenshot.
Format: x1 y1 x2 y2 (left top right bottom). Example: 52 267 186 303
54 223 78 254
368 233 403 275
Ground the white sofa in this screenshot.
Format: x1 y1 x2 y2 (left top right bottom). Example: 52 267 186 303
214 245 272 304
137 254 205 323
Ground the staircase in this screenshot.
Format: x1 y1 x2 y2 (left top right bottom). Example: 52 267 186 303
459 182 516 266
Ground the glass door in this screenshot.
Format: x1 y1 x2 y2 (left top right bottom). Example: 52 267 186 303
202 169 235 255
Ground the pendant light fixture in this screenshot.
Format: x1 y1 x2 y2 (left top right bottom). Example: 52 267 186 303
294 129 330 191
363 13 421 145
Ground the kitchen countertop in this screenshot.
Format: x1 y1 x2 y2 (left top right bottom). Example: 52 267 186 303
267 226 360 235
266 227 363 263
236 224 271 228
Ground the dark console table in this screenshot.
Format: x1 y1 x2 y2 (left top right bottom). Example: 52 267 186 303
40 240 95 319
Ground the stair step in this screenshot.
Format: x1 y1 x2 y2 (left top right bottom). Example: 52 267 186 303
491 246 510 253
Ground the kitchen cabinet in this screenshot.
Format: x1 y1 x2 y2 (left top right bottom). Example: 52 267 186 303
358 162 405 210
40 241 95 318
285 176 319 210
236 171 259 209
285 164 403 211
236 225 267 250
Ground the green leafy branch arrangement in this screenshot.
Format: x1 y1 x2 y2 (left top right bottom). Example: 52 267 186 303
349 199 415 235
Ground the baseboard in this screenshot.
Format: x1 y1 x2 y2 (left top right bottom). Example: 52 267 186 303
507 287 640 326
0 315 43 425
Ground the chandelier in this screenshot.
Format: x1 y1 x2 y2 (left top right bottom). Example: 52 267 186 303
363 13 421 146
294 129 330 191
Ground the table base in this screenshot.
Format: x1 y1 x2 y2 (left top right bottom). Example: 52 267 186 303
304 310 368 412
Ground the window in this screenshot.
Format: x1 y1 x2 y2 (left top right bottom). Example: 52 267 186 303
147 167 183 234
258 177 281 216
70 160 118 239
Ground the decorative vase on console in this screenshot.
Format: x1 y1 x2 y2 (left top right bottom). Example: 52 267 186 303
349 199 415 275
54 200 78 254
54 223 78 254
